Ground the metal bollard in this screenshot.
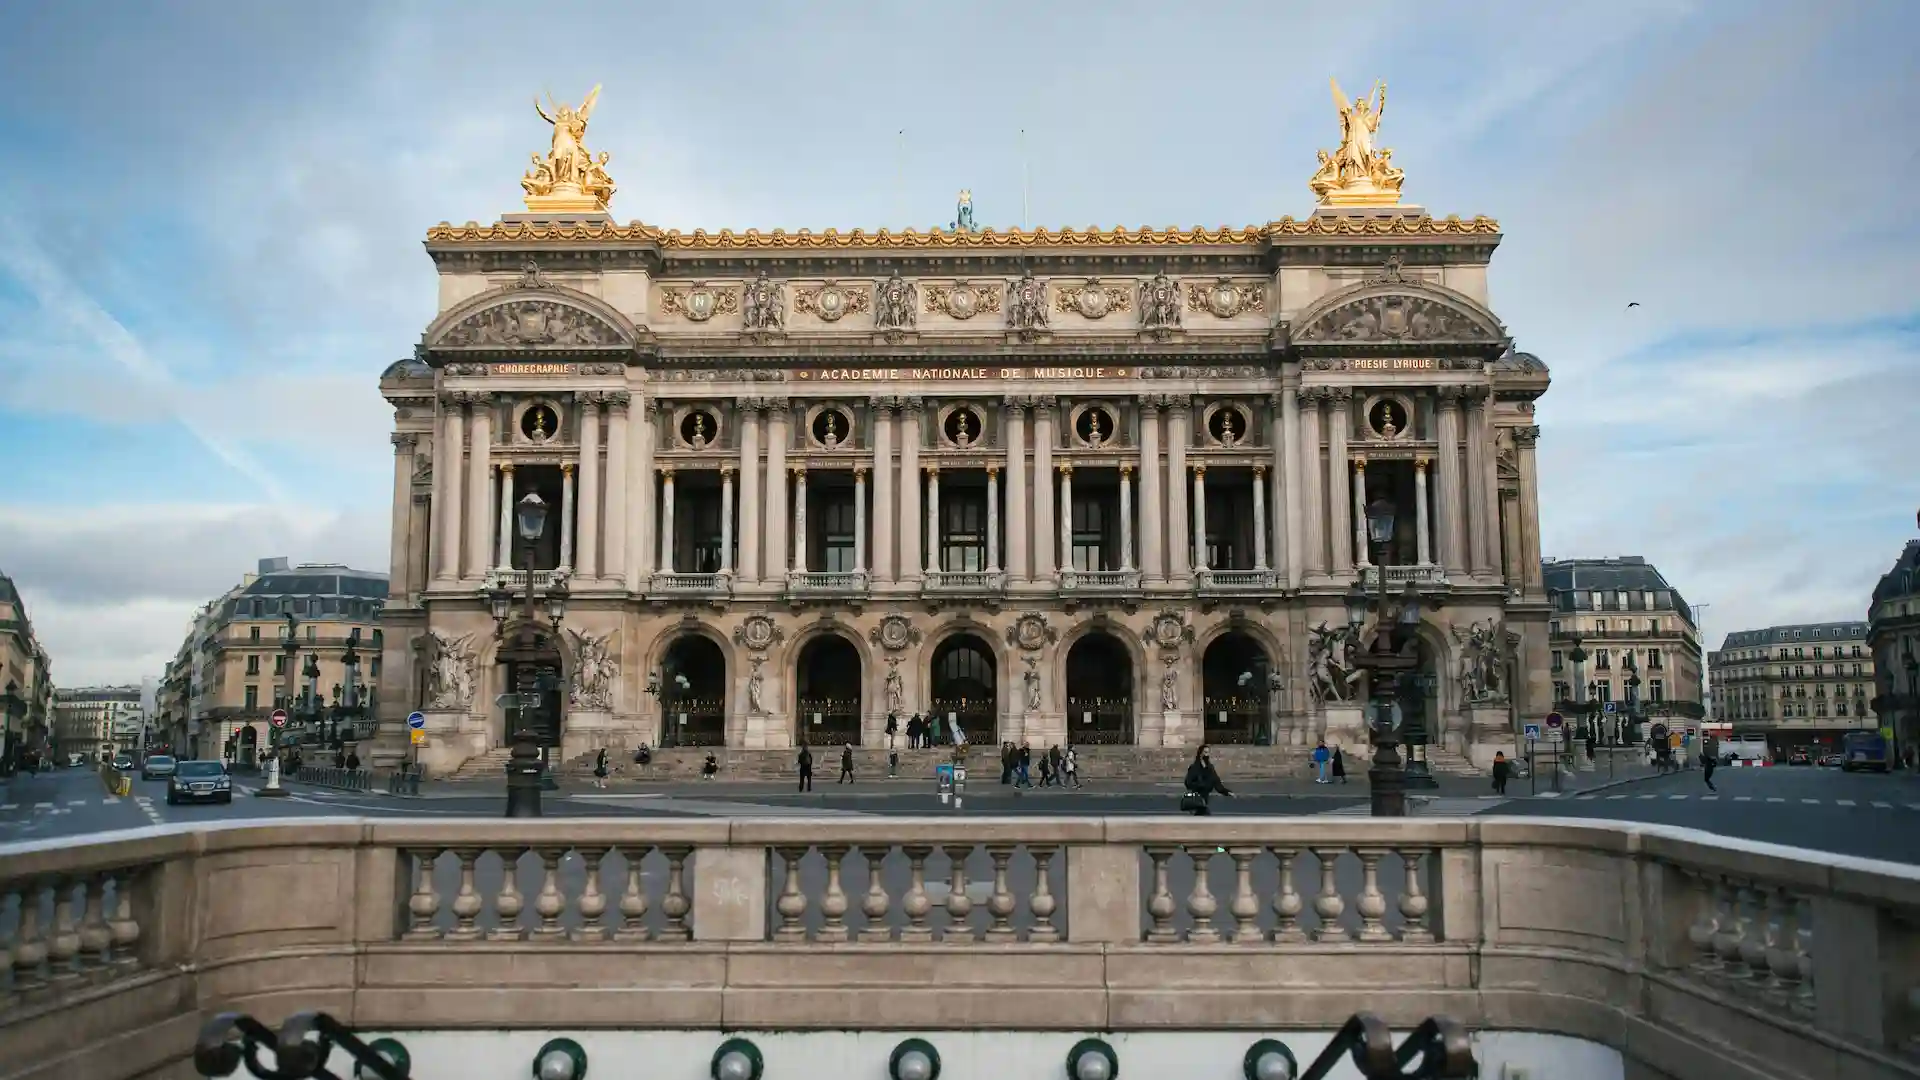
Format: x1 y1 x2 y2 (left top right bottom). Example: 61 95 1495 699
953 765 966 811
937 767 953 806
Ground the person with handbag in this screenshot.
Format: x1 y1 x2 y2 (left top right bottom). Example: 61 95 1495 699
1181 745 1232 815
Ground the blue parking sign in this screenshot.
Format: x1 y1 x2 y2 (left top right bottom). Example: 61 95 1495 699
406 711 427 731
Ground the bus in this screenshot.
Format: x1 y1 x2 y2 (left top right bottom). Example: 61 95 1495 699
1839 730 1891 773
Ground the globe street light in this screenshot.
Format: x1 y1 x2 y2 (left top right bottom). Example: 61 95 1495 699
1348 497 1425 818
489 493 569 818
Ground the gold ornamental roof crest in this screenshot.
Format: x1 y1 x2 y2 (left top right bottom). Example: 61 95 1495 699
428 216 1499 247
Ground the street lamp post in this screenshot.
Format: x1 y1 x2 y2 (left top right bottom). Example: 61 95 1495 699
260 615 301 796
486 493 569 818
1902 651 1917 770
1345 497 1426 818
1 681 23 778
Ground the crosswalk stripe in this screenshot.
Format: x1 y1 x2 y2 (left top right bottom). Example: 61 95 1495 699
1873 801 1892 809
66 799 88 806
1802 799 1820 805
1767 797 1786 803
1638 795 1658 800
1606 795 1628 800
33 802 52 809
1836 799 1856 807
1734 796 1753 802
1668 795 1688 800
1701 795 1719 801
0 803 16 811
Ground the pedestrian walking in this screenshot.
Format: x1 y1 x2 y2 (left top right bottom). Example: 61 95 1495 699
1700 747 1717 792
1063 745 1081 789
885 713 899 749
592 748 609 789
1181 745 1233 815
797 744 814 792
838 743 855 784
1492 751 1512 796
1331 745 1347 784
1015 744 1033 788
1000 742 1015 785
1038 752 1055 788
888 749 899 777
1312 740 1331 783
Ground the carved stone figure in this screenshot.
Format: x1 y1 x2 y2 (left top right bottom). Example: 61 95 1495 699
1160 658 1179 712
1451 619 1509 703
869 614 921 652
884 657 905 715
438 301 622 349
1023 656 1042 712
1311 78 1405 206
425 631 476 710
1138 272 1182 331
1145 610 1195 651
1306 622 1361 705
735 615 784 653
1007 613 1058 652
954 189 979 233
874 272 918 332
747 655 766 715
566 628 618 711
742 270 786 331
1006 269 1049 333
523 86 613 210
1298 295 1492 344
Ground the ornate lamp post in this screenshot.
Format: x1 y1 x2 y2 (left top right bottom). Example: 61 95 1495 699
1345 497 1426 818
487 493 568 818
1902 651 1917 769
338 629 362 747
1 680 22 777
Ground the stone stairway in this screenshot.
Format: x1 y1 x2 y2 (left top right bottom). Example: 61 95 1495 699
446 748 513 781
1420 746 1486 776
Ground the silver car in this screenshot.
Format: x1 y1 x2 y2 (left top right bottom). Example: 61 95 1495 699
140 754 177 781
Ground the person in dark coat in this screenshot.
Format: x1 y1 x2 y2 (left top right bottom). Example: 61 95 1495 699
1330 745 1347 784
1182 745 1233 815
839 743 855 784
797 744 814 792
1491 751 1512 795
592 747 609 789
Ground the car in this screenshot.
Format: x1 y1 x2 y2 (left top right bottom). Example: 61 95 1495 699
111 754 135 772
140 754 177 781
165 760 233 805
1787 749 1811 766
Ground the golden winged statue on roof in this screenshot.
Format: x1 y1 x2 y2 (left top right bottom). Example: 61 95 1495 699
1310 77 1406 207
522 85 614 212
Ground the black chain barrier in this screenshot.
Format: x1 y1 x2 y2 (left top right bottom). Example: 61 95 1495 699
1301 1013 1477 1080
193 1011 409 1080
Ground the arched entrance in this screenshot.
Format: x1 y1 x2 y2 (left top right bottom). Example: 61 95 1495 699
1064 632 1134 745
500 626 565 753
1201 631 1273 745
796 635 863 746
930 635 997 744
237 724 258 767
660 635 727 747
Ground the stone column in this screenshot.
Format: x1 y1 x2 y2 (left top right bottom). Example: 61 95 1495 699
1266 397 1287 578
1501 490 1522 586
1119 464 1135 571
577 395 602 579
1298 389 1326 580
1434 388 1467 577
1191 465 1209 571
1252 464 1269 571
495 463 514 569
464 394 492 582
1326 388 1353 576
1351 458 1369 570
1464 388 1494 578
791 467 808 574
1057 464 1074 573
764 402 789 580
899 404 922 582
853 467 868 574
1515 426 1544 593
1166 401 1191 581
631 399 656 587
603 394 630 583
924 467 940 575
870 400 893 582
719 466 735 576
1414 457 1432 566
1031 399 1055 580
737 400 761 584
560 463 576 570
1137 398 1163 583
655 467 673 573
985 466 1001 573
389 433 415 595
1281 387 1304 588
1003 399 1027 582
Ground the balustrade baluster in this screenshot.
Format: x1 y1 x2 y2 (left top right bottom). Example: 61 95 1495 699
1713 877 1747 977
1309 849 1347 942
107 870 140 968
1226 848 1261 944
1759 887 1792 1003
77 875 113 974
447 849 484 941
404 851 443 940
1145 846 1180 944
489 848 528 941
1271 848 1305 943
941 844 974 943
1686 870 1721 973
1183 846 1222 944
531 848 568 941
1791 896 1814 1016
613 847 652 941
984 846 1018 943
900 845 934 943
1027 845 1059 944
11 883 48 992
45 879 81 984
773 847 810 943
818 846 851 943
659 846 693 941
572 848 609 942
1353 849 1391 943
1396 849 1433 943
858 846 894 943
1736 885 1769 985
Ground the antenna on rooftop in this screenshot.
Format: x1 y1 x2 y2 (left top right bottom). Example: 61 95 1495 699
895 129 906 230
1019 128 1030 230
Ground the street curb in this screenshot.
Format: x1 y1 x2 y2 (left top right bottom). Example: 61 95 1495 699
1534 772 1670 799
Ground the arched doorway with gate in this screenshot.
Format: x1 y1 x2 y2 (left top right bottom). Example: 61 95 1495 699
929 634 997 745
660 635 727 747
796 634 864 746
1064 631 1134 745
1201 631 1274 745
497 624 566 753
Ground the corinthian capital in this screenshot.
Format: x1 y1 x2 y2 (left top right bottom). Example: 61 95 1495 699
390 432 418 451
1514 424 1541 446
1328 386 1354 404
604 389 632 410
1433 385 1465 405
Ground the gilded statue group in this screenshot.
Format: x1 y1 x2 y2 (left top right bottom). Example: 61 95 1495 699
1310 78 1406 205
523 86 615 208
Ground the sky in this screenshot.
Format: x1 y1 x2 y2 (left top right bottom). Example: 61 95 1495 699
0 0 1915 686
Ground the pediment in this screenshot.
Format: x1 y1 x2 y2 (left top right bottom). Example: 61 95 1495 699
1295 276 1506 350
418 270 637 360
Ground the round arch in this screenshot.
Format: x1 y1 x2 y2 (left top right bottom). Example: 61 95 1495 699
916 620 1010 718
927 632 1000 746
1199 629 1275 745
1059 624 1142 746
657 633 729 748
472 618 575 751
787 625 868 747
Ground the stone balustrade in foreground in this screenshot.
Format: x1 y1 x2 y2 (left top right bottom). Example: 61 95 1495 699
2 816 1918 1080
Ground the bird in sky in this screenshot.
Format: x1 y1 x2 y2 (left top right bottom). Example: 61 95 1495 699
1627 302 1641 308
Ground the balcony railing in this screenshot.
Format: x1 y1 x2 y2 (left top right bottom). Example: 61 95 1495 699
485 567 562 591
1196 568 1279 592
1058 568 1141 592
1362 564 1448 587
787 570 870 595
924 569 1006 593
650 572 733 596
3 818 1916 1080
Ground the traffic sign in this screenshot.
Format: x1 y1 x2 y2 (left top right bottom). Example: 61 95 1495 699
406 711 427 731
409 729 428 746
1545 712 1564 729
1523 723 1541 742
1604 701 1618 714
269 709 288 729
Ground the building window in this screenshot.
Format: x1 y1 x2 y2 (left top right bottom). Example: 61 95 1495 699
306 626 315 643
1070 492 1114 572
1649 618 1660 633
1596 681 1614 703
941 491 987 572
819 493 858 573
1553 680 1571 701
1549 620 1561 635
1648 649 1664 671
1595 619 1608 633
1650 679 1665 702
274 655 287 676
1594 649 1611 670
244 685 258 710
1836 701 1849 717
249 626 261 642
1550 650 1564 673
245 655 260 676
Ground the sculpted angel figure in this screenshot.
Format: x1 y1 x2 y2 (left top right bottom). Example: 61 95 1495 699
426 631 476 710
1007 268 1049 332
1023 656 1043 712
567 628 618 710
875 271 918 332
1306 623 1362 705
884 657 905 714
1160 658 1179 712
526 86 607 198
1138 272 1181 331
747 656 766 714
742 269 786 331
1450 619 1507 702
1315 78 1405 199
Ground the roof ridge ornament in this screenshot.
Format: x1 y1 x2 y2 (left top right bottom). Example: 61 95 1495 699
1368 254 1407 285
516 260 551 290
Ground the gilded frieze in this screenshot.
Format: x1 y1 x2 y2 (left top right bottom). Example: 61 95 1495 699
659 283 740 322
1184 278 1266 319
793 282 872 323
922 282 1003 321
425 216 1500 246
1053 280 1132 321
